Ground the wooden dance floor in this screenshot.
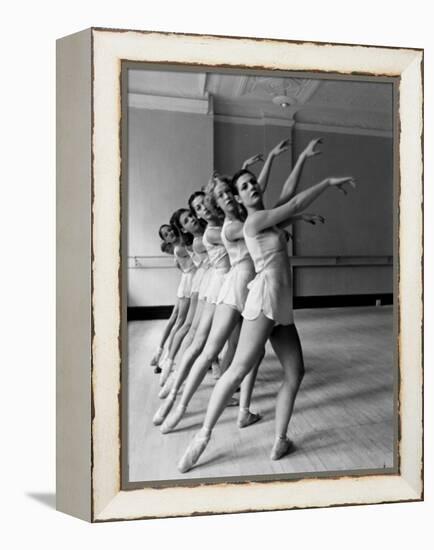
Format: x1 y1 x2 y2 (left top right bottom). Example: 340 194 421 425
127 306 395 483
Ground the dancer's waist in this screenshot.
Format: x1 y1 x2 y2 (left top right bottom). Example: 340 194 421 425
252 260 291 278
230 256 255 271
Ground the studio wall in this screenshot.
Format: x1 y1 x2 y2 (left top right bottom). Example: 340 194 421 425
127 107 213 306
127 111 394 308
292 128 393 297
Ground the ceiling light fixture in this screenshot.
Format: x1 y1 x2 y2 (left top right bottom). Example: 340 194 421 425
272 95 294 108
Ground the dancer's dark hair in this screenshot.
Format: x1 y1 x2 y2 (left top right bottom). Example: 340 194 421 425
158 223 172 241
170 209 194 246
160 241 174 254
230 168 257 194
188 191 205 214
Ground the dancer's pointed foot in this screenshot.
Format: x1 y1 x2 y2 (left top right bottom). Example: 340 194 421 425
154 366 162 374
237 409 262 428
158 373 174 399
178 429 211 473
270 436 294 460
152 391 177 426
150 347 163 367
160 404 187 434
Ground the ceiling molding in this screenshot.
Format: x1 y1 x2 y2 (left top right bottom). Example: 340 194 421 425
297 79 322 104
128 93 212 115
263 116 295 128
215 114 294 127
295 122 393 138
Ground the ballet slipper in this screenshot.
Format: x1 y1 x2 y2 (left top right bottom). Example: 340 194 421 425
152 391 177 426
178 430 211 473
150 347 163 367
270 436 294 460
158 373 174 399
160 404 187 434
153 366 162 374
237 409 262 429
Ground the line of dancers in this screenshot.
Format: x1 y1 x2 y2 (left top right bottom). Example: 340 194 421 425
150 137 355 473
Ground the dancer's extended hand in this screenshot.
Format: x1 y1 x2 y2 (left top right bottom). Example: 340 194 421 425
242 153 264 168
302 138 322 158
302 213 325 225
327 177 356 195
270 138 290 158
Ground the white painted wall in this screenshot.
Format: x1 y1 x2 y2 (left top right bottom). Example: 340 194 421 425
127 107 213 306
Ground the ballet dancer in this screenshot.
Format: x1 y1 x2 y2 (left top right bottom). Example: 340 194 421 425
153 190 231 425
158 208 212 390
177 169 356 472
155 222 196 381
156 140 289 379
149 239 180 374
161 138 325 432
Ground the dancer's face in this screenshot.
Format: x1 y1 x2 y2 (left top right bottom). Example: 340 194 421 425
191 194 213 222
160 225 176 244
214 180 237 215
179 210 200 234
235 173 262 208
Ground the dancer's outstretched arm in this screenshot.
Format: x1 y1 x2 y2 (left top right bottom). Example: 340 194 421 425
247 177 356 235
242 153 264 170
274 138 322 207
225 213 320 242
258 139 290 192
277 212 325 231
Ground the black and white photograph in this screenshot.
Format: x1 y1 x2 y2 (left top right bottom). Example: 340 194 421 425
124 66 397 484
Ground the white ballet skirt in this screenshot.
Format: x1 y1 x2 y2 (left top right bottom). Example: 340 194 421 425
217 219 255 312
175 245 196 299
189 236 210 294
198 266 213 300
202 225 230 304
242 225 294 326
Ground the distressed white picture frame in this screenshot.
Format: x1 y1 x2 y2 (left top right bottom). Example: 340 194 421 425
56 28 423 522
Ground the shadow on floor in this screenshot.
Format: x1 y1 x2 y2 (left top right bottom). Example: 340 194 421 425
26 492 56 509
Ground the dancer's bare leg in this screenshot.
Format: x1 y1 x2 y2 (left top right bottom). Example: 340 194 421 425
160 294 198 386
178 314 274 472
165 298 189 355
159 297 205 397
218 319 241 374
171 293 199 358
237 350 264 428
150 303 179 368
153 302 215 425
180 298 205 354
161 305 239 432
268 324 304 459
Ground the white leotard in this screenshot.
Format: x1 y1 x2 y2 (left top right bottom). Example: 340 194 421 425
174 244 196 299
202 225 230 304
190 235 211 295
242 225 294 325
217 219 255 312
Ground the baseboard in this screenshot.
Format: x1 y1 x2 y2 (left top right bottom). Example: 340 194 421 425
127 305 174 321
127 294 393 321
293 293 393 309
